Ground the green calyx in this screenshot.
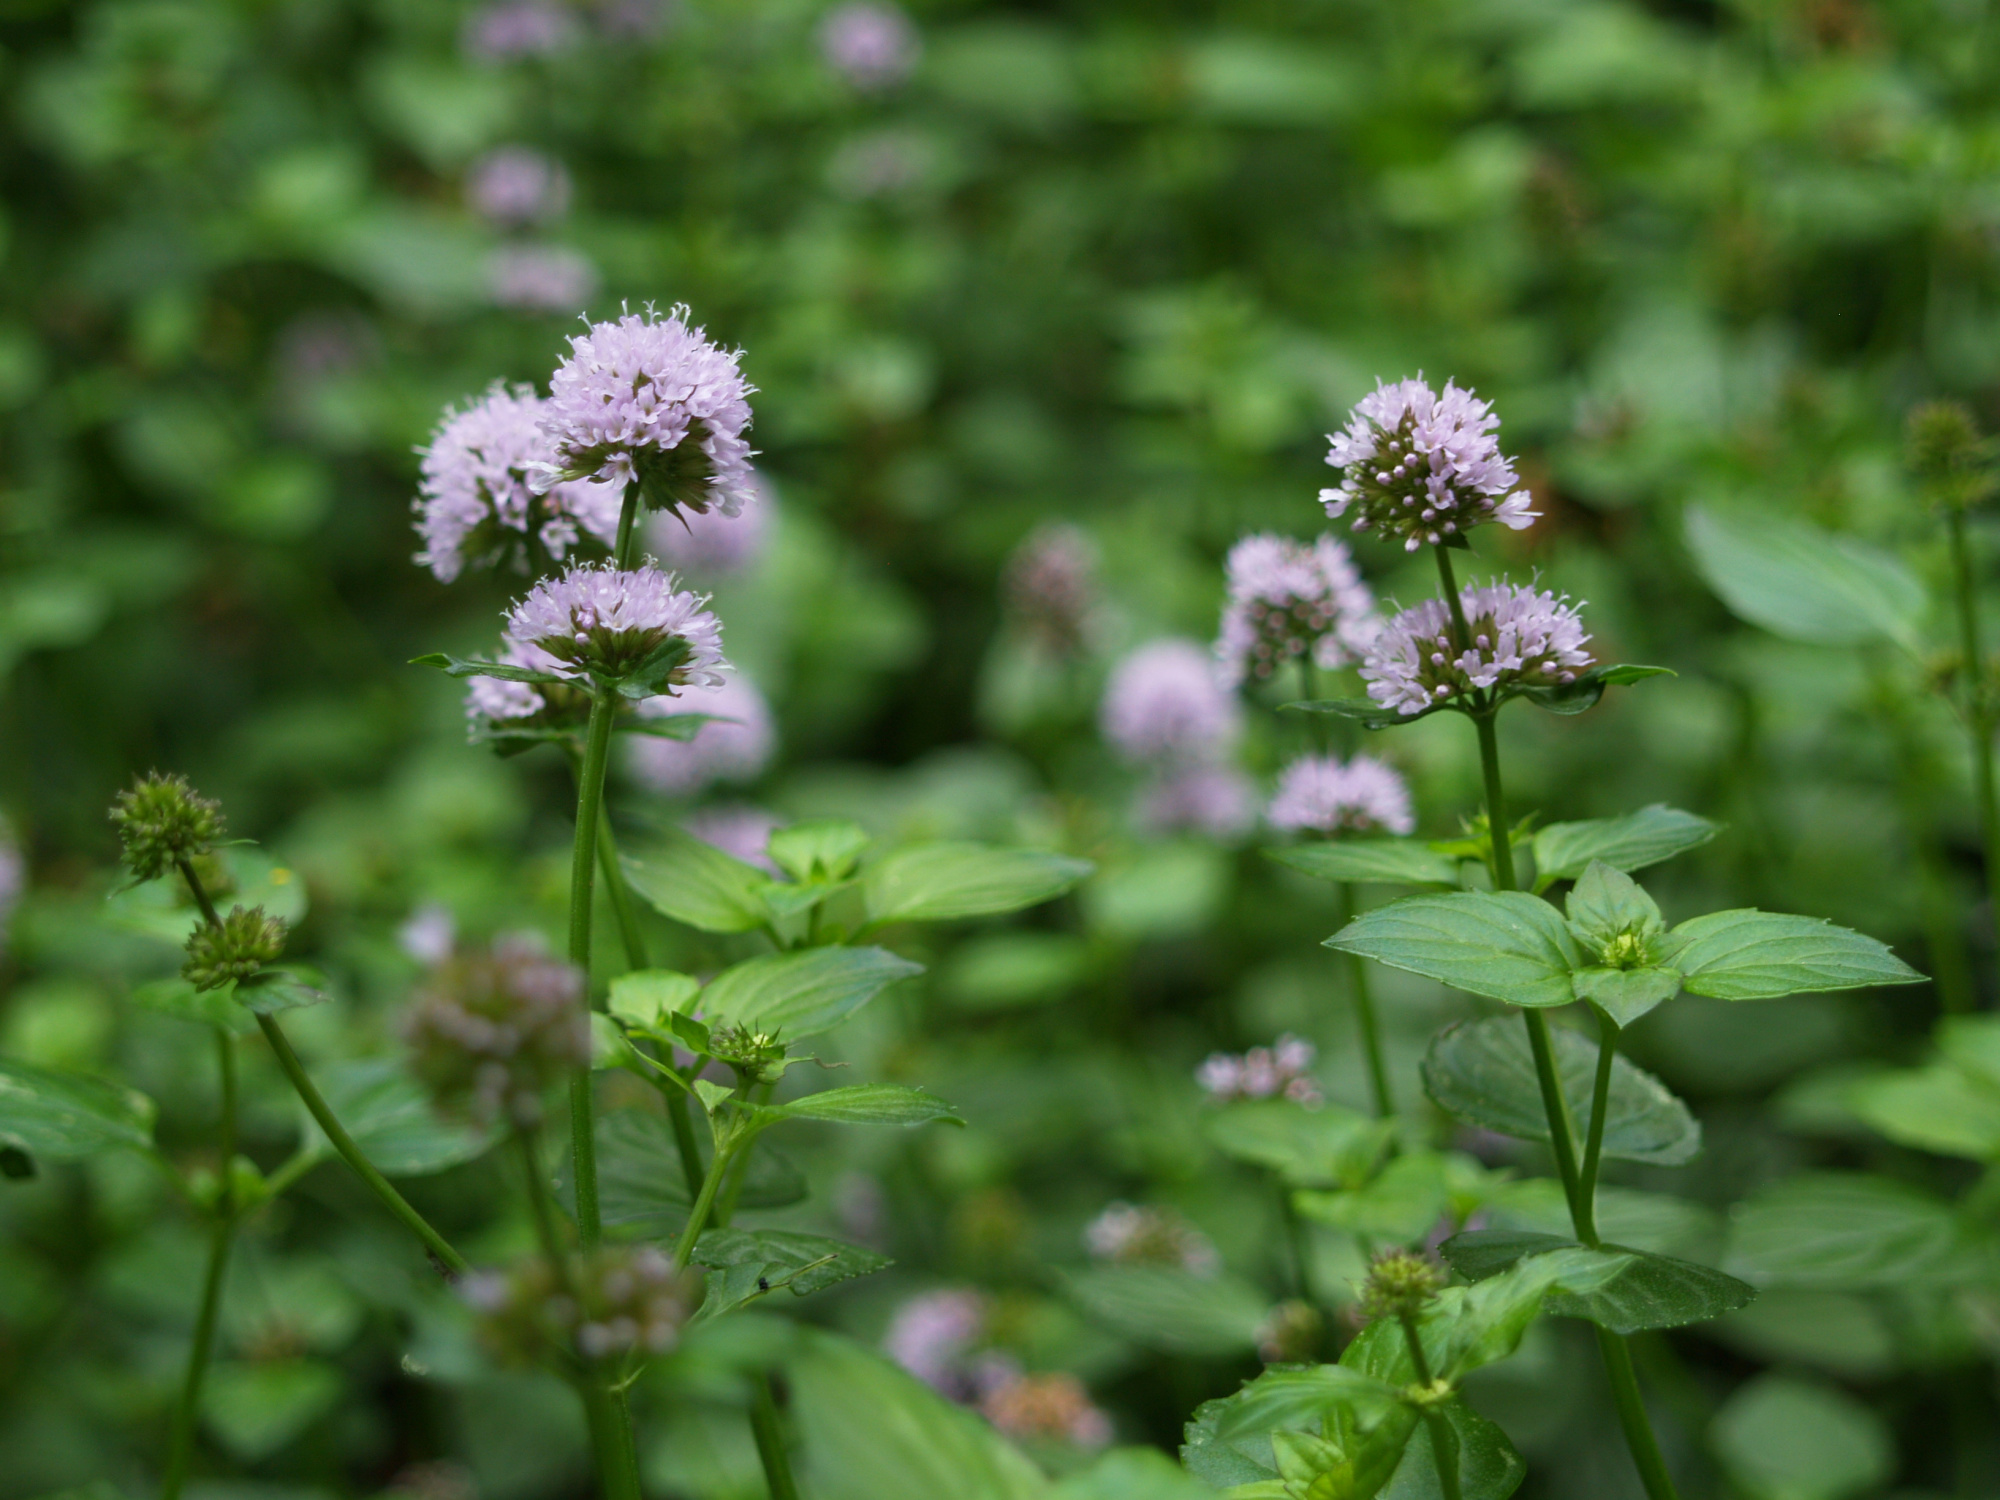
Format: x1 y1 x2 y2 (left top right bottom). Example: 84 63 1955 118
1906 400 1993 510
110 772 224 882
1358 1249 1445 1323
708 1024 788 1085
183 904 287 991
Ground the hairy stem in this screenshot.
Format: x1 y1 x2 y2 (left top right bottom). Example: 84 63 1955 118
750 1374 802 1500
1949 507 2000 954
1338 882 1395 1118
160 1031 239 1500
1577 1007 1619 1248
1397 1313 1460 1500
568 689 621 1251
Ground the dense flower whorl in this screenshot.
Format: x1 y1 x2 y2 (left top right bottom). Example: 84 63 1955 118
183 905 287 991
647 476 773 575
1004 523 1100 656
110 772 224 882
468 147 571 225
1196 1035 1321 1106
1361 580 1593 716
1321 378 1538 551
1267 754 1415 836
460 1244 698 1367
402 935 591 1125
629 672 776 795
1216 533 1377 688
415 384 621 582
1100 639 1240 764
976 1363 1113 1450
539 305 756 519
504 563 727 688
1084 1203 1220 1276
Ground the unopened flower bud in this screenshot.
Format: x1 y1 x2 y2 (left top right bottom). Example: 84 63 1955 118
1358 1249 1445 1323
110 772 224 882
402 935 590 1125
182 905 286 991
1906 400 1993 511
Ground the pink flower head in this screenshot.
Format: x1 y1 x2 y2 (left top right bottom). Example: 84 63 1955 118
504 563 727 688
645 473 772 575
468 147 572 224
1137 764 1255 839
1267 754 1415 836
1100 639 1240 765
1195 1035 1322 1107
538 304 757 521
819 2 920 89
415 384 623 583
488 246 599 314
1361 579 1593 717
1321 377 1539 551
628 672 776 795
1217 533 1379 689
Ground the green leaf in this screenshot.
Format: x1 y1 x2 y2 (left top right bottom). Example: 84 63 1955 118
129 975 256 1035
552 1109 804 1231
621 827 771 934
1344 1251 1595 1383
1685 505 1929 650
1941 1014 2000 1088
1264 840 1465 889
1531 804 1720 888
621 712 722 742
304 1058 498 1177
103 848 310 946
1563 862 1663 953
1293 1150 1453 1242
698 947 924 1042
1660 910 1925 999
200 1358 343 1462
775 1083 961 1126
1047 1447 1218 1500
1515 662 1674 715
1440 1230 1754 1333
1571 966 1682 1028
0 1056 155 1165
1384 1399 1525 1500
1844 1063 2000 1160
409 651 569 684
1710 1375 1893 1500
1722 1173 1976 1290
615 634 692 696
1327 892 1582 1009
1284 695 1442 729
232 964 331 1015
1059 1265 1272 1356
1201 1099 1392 1187
1180 1363 1412 1498
691 1228 892 1317
863 842 1093 925
1421 1017 1701 1165
768 820 872 883
606 969 701 1028
786 1328 1048 1500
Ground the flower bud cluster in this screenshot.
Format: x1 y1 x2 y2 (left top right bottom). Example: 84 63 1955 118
183 905 288 991
1100 640 1240 766
402 936 591 1125
1357 1249 1445 1323
110 772 225 883
460 1244 699 1366
1906 400 1993 511
1321 378 1538 551
1083 1202 1220 1276
505 563 728 689
1360 580 1593 717
707 1024 788 1085
1195 1035 1322 1106
1267 754 1414 836
1215 533 1378 688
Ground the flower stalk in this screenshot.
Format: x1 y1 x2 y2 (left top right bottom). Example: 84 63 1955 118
1947 505 2000 954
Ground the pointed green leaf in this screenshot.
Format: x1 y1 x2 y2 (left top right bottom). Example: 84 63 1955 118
1531 804 1719 888
1722 1173 1976 1290
699 947 923 1041
130 975 256 1035
1284 696 1441 728
303 1058 498 1177
1384 1399 1525 1500
1201 1099 1392 1187
606 970 701 1028
1685 505 1928 650
1563 862 1663 953
775 1083 961 1126
1422 1017 1700 1165
768 820 872 884
1515 662 1673 715
1264 840 1464 889
551 1109 803 1231
1327 891 1582 1008
1661 910 1925 1000
1060 1265 1271 1356
233 965 330 1015
1844 1063 2000 1160
1440 1230 1754 1333
0 1056 155 1164
690 1227 891 1317
863 843 1093 925
621 712 722 742
621 827 771 934
1572 966 1682 1028
409 652 569 684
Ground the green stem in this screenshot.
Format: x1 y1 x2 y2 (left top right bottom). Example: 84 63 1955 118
597 806 649 975
1433 545 1473 654
1472 712 1516 894
516 1126 570 1268
750 1374 802 1500
674 1133 737 1274
1948 508 2000 953
568 688 620 1251
160 1032 239 1500
255 1012 468 1276
614 481 643 570
1338 882 1395 1118
1397 1313 1460 1500
1577 1008 1619 1248
1595 1328 1679 1500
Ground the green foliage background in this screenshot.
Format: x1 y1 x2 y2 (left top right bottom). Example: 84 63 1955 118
2 0 1997 1497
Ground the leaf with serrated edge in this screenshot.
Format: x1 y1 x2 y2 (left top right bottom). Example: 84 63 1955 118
1264 840 1463 888
606 970 700 1027
698 947 923 1042
1326 891 1582 1008
776 1084 960 1126
0 1057 156 1161
1532 805 1719 888
1661 910 1924 1000
1441 1230 1754 1333
1572 966 1682 1028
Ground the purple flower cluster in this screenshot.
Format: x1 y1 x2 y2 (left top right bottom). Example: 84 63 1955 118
1083 1203 1220 1276
505 563 727 688
460 1244 699 1367
1004 523 1100 656
819 1 920 89
628 672 776 795
487 246 599 314
462 0 579 60
1321 378 1538 551
1361 580 1593 717
468 148 572 225
401 935 592 1126
1216 533 1378 689
1100 640 1240 765
978 1364 1113 1449
1195 1035 1322 1107
415 385 622 583
538 305 756 520
1267 754 1414 836
883 1289 988 1394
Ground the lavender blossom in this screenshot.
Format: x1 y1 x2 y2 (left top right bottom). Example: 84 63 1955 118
1267 754 1415 836
462 0 579 60
487 246 599 314
414 384 622 583
468 148 573 225
683 805 784 873
1195 1035 1322 1107
819 2 920 89
398 903 457 966
883 1289 987 1395
402 935 591 1125
975 1362 1113 1449
1321 378 1538 551
628 672 776 795
1137 765 1255 839
1216 533 1378 688
1004 523 1100 656
1361 579 1593 717
504 562 727 688
538 304 756 521
1083 1203 1220 1277
645 475 772 575
1100 639 1241 765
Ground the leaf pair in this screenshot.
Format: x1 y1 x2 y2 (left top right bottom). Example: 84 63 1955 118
1285 662 1673 730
